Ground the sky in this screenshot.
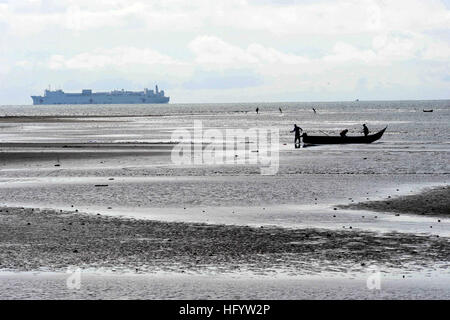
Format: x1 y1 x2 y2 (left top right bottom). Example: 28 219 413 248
0 0 449 104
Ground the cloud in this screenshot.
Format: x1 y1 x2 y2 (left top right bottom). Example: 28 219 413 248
183 70 264 90
47 47 183 70
188 36 309 69
10 32 449 102
322 32 450 65
323 42 377 64
1 0 449 36
1 0 449 102
36 36 312 72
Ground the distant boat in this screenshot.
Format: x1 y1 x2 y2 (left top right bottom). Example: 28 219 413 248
423 109 433 112
355 99 359 101
302 127 387 145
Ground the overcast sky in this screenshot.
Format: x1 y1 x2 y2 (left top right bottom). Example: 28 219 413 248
1 0 449 104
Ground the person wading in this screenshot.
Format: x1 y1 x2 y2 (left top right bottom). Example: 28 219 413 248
291 124 303 148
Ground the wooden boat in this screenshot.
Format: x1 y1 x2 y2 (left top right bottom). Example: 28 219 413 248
302 127 387 145
423 109 433 112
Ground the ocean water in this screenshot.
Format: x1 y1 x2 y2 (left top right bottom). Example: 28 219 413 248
0 100 449 234
1 100 449 146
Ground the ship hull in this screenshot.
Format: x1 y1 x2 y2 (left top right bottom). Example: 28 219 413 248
31 87 169 105
31 96 169 105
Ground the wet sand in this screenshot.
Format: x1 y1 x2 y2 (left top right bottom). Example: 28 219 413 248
0 103 449 299
0 115 162 123
1 272 449 300
341 186 450 217
1 206 448 274
0 142 175 162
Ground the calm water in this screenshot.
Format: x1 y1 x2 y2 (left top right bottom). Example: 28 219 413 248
1 100 449 145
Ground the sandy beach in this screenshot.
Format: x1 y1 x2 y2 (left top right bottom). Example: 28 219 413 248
0 185 449 299
0 101 449 299
1 189 449 299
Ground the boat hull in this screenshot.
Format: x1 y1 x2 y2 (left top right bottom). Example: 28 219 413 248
302 127 387 145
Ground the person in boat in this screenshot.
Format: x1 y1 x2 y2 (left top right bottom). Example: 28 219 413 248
290 124 303 147
256 107 259 114
340 129 348 138
362 124 369 136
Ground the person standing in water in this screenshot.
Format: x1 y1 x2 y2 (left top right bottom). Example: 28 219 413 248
290 124 303 148
256 107 259 114
362 124 369 136
279 107 283 114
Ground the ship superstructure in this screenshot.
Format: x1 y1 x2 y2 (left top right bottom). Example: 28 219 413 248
31 85 169 105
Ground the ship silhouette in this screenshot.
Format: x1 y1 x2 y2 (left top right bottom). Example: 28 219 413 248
31 85 169 105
